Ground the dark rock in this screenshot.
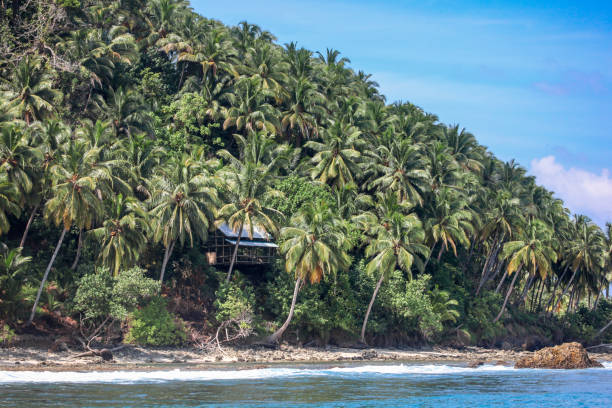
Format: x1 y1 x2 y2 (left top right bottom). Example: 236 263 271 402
361 349 378 360
515 342 603 369
467 360 484 368
99 349 113 361
501 341 512 351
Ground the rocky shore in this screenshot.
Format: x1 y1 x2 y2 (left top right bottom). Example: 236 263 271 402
1 341 610 372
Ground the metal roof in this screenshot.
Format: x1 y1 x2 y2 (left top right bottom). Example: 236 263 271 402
217 222 272 240
225 239 278 248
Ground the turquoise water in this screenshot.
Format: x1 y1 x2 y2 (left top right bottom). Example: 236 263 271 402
1 362 612 407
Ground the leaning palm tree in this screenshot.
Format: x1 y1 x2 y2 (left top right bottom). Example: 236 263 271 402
149 153 218 285
305 120 363 189
216 132 287 283
28 140 111 324
266 201 350 343
90 194 149 276
494 219 557 322
0 56 61 124
357 209 428 343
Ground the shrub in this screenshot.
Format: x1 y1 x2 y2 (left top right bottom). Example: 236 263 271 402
125 297 186 346
73 267 159 341
0 323 15 346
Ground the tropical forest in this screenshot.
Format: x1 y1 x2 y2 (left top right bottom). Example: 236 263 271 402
1 0 612 352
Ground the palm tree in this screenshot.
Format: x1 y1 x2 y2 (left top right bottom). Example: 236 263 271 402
366 137 429 206
216 132 286 282
0 56 61 124
0 243 31 319
305 120 362 189
494 219 557 322
424 188 474 263
222 77 278 135
266 201 350 343
550 216 605 315
0 177 20 236
359 211 428 343
280 77 326 146
90 194 149 276
28 140 111 324
149 153 218 285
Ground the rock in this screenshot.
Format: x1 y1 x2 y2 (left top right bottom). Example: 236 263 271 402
495 360 510 366
467 360 484 368
361 349 378 360
99 349 113 361
515 342 603 369
501 341 513 351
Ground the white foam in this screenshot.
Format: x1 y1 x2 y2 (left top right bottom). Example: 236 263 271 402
1 362 610 384
327 364 513 375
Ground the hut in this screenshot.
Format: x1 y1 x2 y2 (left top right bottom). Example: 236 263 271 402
204 223 278 266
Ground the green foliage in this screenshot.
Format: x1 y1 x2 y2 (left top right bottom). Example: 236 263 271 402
565 300 612 343
214 281 255 331
464 291 506 344
125 296 186 346
269 176 333 216
0 323 15 345
73 267 159 323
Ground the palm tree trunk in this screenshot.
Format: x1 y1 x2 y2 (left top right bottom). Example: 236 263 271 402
477 241 502 295
551 268 579 316
70 228 83 270
267 277 302 343
226 221 244 283
516 273 535 307
495 268 508 294
361 273 385 344
535 278 546 312
20 203 39 248
159 239 176 286
545 264 570 314
596 319 612 338
594 286 602 310
27 228 67 325
422 242 437 271
493 266 521 323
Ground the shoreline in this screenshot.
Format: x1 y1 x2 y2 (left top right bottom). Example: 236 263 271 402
2 344 611 372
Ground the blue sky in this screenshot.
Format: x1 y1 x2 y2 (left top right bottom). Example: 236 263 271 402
192 0 612 225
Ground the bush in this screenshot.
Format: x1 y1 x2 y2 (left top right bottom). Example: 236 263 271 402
73 267 159 341
125 297 186 346
0 323 15 346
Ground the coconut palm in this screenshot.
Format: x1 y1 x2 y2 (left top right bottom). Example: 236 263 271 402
0 56 61 124
222 77 278 135
550 216 605 315
359 211 428 343
267 201 350 343
216 131 286 282
493 219 557 322
305 120 362 189
90 194 149 276
280 77 326 146
366 137 429 206
0 177 20 236
149 153 218 285
424 188 474 263
28 140 111 324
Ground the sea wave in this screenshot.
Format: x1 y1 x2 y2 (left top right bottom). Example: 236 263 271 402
1 362 610 384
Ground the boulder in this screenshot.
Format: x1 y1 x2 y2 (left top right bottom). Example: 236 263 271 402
515 342 603 369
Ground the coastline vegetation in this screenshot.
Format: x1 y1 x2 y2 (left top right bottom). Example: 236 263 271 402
1 0 612 350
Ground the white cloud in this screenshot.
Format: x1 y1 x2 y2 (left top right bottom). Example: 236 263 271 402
530 156 612 226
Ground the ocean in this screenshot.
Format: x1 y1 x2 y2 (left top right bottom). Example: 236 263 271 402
1 361 612 407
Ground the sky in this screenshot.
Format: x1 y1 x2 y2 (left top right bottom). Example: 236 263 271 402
192 0 612 225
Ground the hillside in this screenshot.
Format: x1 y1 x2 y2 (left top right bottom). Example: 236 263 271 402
1 0 611 350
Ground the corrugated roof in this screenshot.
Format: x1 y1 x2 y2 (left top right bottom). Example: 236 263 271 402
218 222 272 240
225 239 278 248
